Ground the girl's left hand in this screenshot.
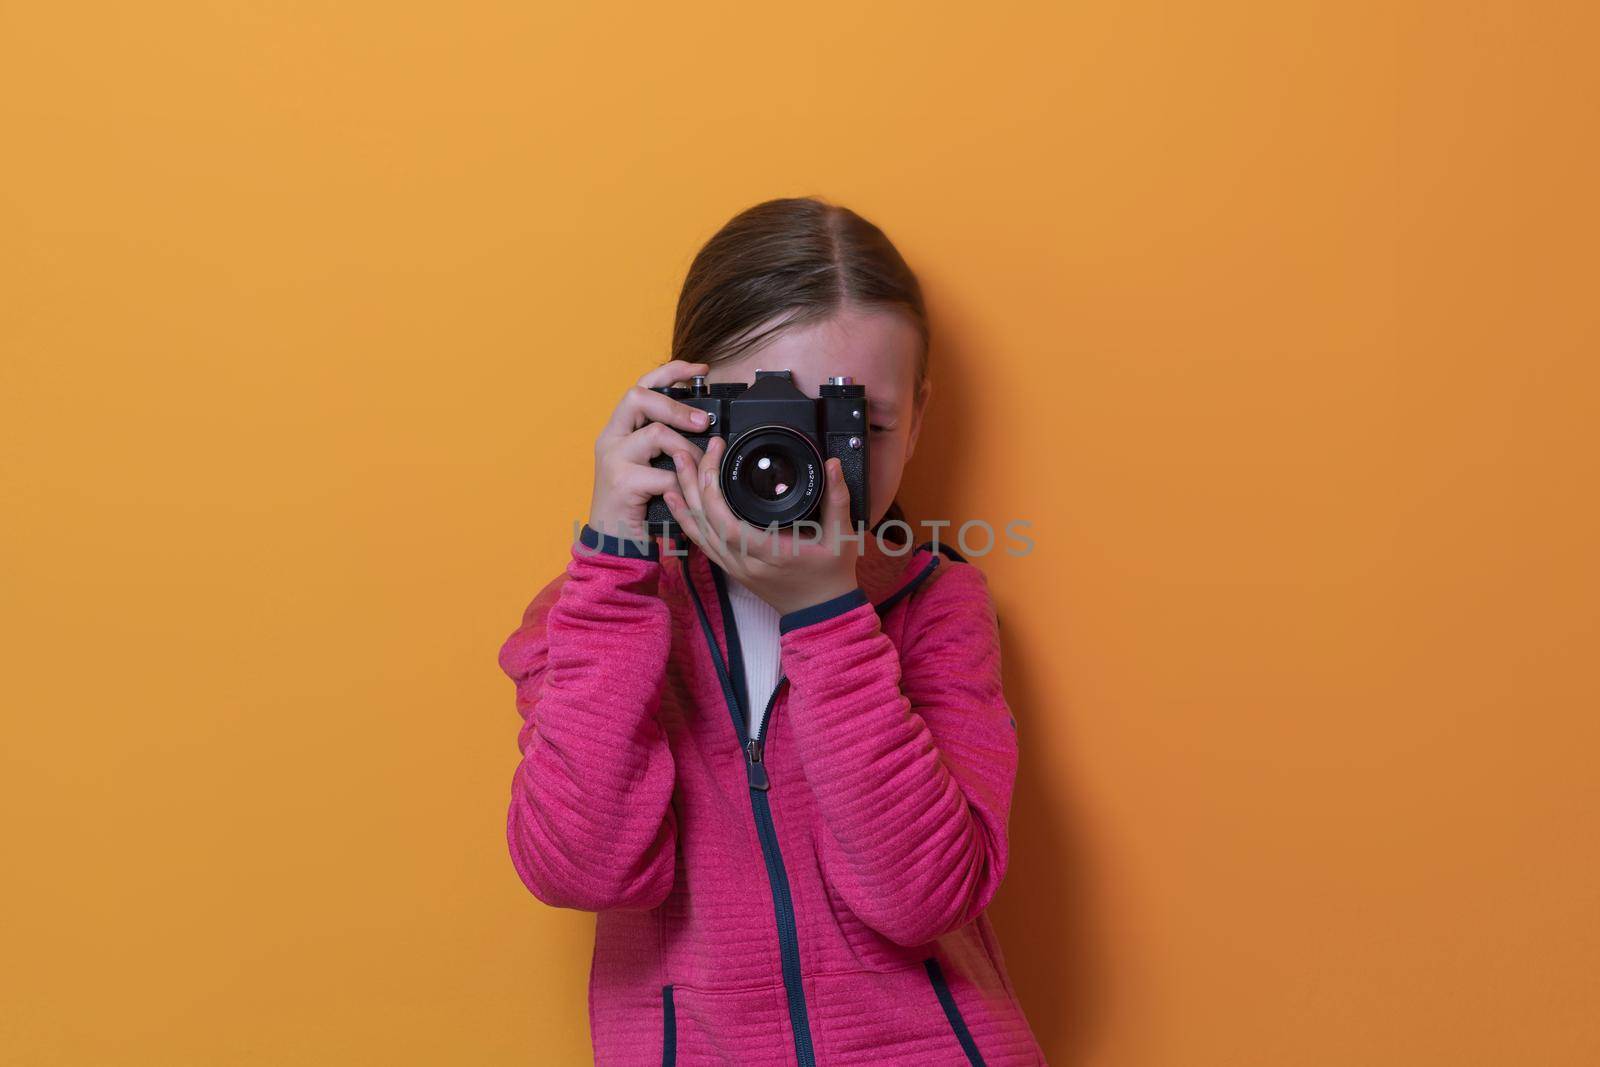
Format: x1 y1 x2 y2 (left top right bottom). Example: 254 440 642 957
663 436 862 616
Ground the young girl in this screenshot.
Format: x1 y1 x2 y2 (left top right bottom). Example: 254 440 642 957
499 197 1045 1065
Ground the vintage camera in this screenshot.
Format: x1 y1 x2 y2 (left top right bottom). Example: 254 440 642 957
643 369 870 541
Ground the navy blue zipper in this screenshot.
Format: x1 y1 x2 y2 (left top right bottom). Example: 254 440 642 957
679 548 944 1067
686 564 816 1067
743 677 811 1064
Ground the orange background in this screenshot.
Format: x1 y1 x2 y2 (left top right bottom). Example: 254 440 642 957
3 3 1597 1064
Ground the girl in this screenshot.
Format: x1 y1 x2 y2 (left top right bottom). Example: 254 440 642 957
499 197 1045 1065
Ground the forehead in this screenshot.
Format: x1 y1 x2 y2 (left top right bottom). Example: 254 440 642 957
707 305 921 408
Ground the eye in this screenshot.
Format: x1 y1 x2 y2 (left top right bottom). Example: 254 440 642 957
870 423 894 434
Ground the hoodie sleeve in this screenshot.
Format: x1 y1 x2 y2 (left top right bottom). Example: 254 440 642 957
776 559 1017 947
497 527 677 912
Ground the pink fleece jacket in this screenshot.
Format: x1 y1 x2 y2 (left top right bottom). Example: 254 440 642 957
498 525 1045 1065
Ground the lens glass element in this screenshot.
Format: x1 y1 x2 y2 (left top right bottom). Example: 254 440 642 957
746 448 797 501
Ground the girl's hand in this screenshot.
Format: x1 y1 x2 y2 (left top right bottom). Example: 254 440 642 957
587 360 711 542
663 436 862 616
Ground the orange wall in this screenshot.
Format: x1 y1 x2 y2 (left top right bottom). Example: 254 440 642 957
3 3 1596 1064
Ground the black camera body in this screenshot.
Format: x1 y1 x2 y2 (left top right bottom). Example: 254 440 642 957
644 370 870 542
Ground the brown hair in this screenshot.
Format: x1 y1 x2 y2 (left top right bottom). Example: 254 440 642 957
670 196 928 539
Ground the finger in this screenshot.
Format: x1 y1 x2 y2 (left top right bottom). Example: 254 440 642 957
612 422 704 468
697 437 751 547
671 448 705 518
662 491 706 552
603 385 712 440
615 464 682 501
667 486 734 568
674 442 743 563
675 450 735 563
821 458 852 537
636 360 711 391
589 462 680 533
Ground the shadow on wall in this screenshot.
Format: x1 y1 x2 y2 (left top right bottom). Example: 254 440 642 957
897 280 1110 1065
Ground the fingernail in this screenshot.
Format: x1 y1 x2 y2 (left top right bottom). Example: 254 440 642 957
693 411 708 426
673 453 684 469
702 467 713 489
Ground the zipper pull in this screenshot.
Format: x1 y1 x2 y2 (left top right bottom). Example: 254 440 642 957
745 737 770 791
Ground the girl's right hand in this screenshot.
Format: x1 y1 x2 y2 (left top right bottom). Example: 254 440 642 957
586 360 713 542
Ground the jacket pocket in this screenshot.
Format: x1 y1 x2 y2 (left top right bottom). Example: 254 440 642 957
661 984 677 1066
923 957 986 1066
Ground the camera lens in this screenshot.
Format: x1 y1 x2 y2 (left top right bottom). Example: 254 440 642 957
720 426 823 528
746 447 797 501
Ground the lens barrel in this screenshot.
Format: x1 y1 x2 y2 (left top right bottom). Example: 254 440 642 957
720 425 824 528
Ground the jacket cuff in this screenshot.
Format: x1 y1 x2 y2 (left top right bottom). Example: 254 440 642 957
779 587 869 634
575 523 660 561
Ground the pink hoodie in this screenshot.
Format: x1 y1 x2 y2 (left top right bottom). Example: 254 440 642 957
498 525 1046 1065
